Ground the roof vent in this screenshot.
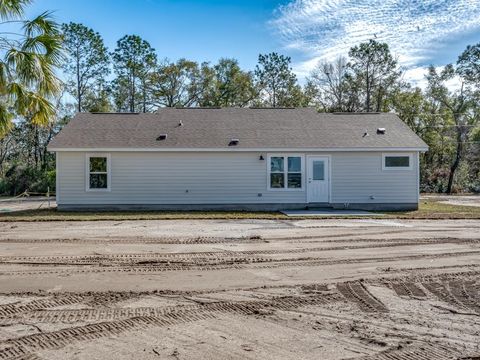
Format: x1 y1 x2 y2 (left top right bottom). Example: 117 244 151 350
178 120 183 127
229 138 239 146
156 134 168 141
377 128 386 135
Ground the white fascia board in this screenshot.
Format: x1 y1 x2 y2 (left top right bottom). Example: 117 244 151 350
48 147 428 152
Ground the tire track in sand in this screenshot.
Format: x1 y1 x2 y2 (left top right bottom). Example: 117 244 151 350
1 250 479 277
0 293 337 359
0 237 478 266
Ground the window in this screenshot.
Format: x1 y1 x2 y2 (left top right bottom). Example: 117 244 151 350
312 160 325 180
268 155 303 190
382 154 412 170
86 154 110 191
270 157 284 188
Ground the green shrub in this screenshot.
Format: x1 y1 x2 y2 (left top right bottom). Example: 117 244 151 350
0 165 55 196
421 167 450 193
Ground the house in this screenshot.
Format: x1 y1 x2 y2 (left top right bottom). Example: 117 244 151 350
48 108 428 211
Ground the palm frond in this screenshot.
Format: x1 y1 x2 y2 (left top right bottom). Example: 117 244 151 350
0 1 60 137
25 90 55 125
0 60 11 92
37 56 61 95
6 46 61 97
6 81 55 125
0 0 30 20
6 48 42 87
22 10 59 37
7 81 27 112
0 102 14 137
22 33 63 64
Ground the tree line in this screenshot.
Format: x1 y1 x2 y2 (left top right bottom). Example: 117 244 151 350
60 24 307 112
0 2 479 195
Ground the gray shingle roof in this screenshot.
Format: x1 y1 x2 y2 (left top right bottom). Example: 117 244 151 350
48 108 428 150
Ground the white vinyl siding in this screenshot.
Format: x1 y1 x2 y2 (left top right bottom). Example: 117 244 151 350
56 152 306 205
330 152 418 203
55 151 419 206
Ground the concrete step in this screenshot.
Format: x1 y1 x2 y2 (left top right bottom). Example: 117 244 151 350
306 203 333 210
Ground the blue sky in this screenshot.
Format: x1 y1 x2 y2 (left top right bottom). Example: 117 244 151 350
26 0 480 86
26 0 288 70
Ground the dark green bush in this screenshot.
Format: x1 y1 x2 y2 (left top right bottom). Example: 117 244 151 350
0 165 55 196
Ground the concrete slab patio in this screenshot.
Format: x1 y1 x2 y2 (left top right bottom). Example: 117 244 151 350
281 209 383 216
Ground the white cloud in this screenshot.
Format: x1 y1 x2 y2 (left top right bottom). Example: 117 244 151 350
402 66 463 90
271 0 480 81
402 67 429 89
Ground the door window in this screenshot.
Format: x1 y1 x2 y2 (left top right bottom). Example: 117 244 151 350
312 160 325 180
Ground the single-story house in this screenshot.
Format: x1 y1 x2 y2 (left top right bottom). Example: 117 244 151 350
48 108 428 211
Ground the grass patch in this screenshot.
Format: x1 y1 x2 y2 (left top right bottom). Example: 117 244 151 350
383 199 480 219
0 209 290 222
0 199 479 221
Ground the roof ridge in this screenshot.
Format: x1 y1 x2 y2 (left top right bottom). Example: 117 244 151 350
88 112 140 115
332 112 382 115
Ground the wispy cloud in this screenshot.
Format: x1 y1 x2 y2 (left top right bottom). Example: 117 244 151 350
271 0 480 82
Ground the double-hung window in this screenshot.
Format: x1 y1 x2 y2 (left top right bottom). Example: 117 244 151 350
382 153 412 170
268 155 303 190
86 154 110 191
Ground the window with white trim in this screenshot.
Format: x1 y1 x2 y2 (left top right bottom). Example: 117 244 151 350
382 154 412 170
268 155 303 190
87 155 110 190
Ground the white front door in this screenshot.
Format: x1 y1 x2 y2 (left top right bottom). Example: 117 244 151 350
307 156 329 203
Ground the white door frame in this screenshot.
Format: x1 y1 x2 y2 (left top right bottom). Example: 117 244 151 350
306 155 331 203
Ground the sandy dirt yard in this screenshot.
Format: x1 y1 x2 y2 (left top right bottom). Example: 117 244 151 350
422 194 480 208
0 218 479 359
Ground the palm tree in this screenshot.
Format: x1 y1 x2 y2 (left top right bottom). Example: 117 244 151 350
0 0 62 137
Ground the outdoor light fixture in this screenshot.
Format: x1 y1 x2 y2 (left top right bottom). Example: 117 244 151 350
259 155 265 161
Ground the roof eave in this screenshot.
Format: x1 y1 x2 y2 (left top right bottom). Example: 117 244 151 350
48 146 429 152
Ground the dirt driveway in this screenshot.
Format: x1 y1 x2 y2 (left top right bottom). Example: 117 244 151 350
0 196 55 213
0 219 479 359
